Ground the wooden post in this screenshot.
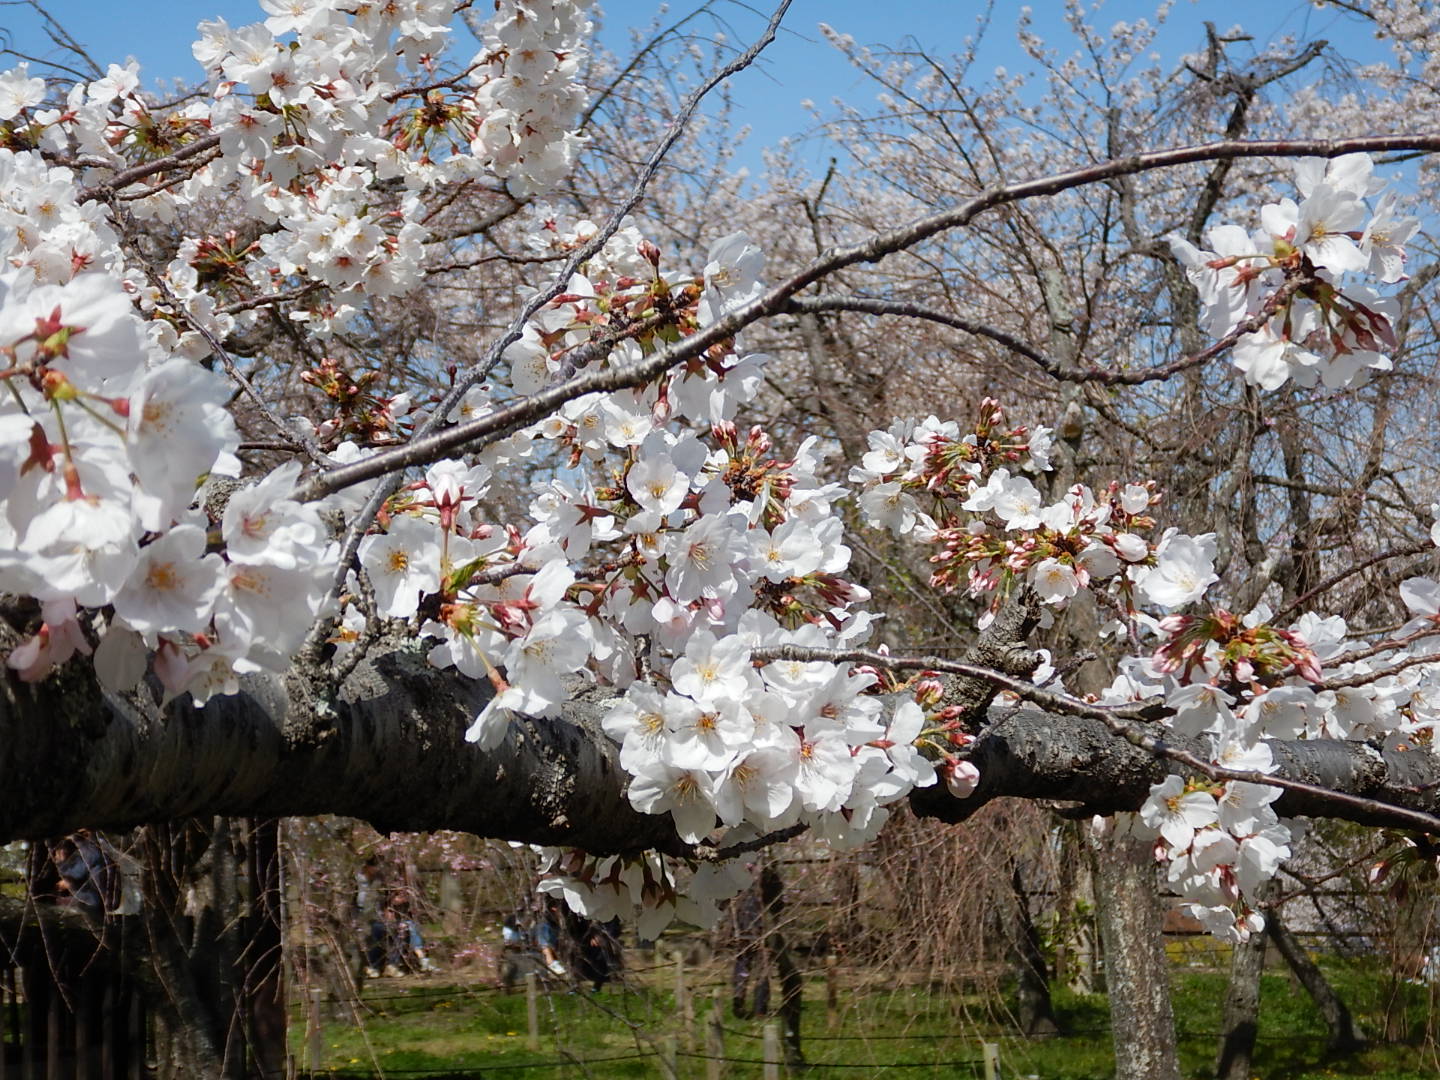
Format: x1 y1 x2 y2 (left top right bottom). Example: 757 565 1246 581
982 1041 1000 1080
825 954 839 1030
706 988 725 1080
673 950 693 1048
0 966 8 1080
762 1021 781 1080
22 967 39 1080
75 985 90 1080
125 990 143 1080
306 988 324 1071
658 1035 679 1080
525 972 540 1051
0 966 9 1080
46 992 61 1080
99 979 115 1080
439 870 463 936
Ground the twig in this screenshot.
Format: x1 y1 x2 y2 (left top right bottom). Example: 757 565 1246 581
76 133 222 203
296 0 796 650
129 234 328 467
690 824 809 863
782 276 1305 385
433 0 795 416
1272 540 1435 623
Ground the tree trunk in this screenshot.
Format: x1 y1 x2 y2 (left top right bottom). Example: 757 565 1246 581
1010 862 1061 1035
760 865 804 1069
1215 892 1270 1080
141 819 288 1080
1092 823 1181 1080
1267 908 1365 1053
1056 827 1098 993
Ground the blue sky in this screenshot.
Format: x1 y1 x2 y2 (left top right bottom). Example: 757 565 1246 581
0 0 1389 172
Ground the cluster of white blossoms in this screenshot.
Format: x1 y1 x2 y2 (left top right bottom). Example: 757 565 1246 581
2 1 592 343
0 0 1435 941
1075 549 1440 942
847 401 1219 618
0 1 594 699
466 0 593 194
324 222 952 929
1170 152 1419 391
0 261 338 702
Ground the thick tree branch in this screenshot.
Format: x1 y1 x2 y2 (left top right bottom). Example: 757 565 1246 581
909 706 1440 831
75 133 222 203
762 643 1440 834
6 637 1440 848
0 641 683 855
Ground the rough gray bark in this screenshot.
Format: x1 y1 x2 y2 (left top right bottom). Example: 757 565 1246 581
1267 908 1365 1053
6 636 1440 847
910 708 1440 831
1052 823 1098 993
1092 825 1182 1080
0 638 682 853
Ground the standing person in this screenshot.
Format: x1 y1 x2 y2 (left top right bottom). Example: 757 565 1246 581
356 858 399 978
498 912 532 991
578 917 622 992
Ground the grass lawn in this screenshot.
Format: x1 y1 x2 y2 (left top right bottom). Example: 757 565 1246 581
296 955 1440 1078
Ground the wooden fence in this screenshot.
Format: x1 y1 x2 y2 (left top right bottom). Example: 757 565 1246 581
0 920 148 1080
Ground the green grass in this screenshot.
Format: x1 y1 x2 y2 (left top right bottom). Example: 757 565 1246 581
296 957 1440 1079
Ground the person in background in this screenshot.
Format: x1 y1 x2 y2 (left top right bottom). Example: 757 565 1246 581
536 900 566 975
356 858 398 978
53 830 114 914
577 916 622 992
388 891 439 973
730 873 770 1018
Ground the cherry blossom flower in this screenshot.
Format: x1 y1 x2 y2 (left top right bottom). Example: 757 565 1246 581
659 695 750 772
221 461 324 570
664 513 743 604
698 232 764 324
0 64 45 120
1031 557 1079 603
113 524 225 634
669 630 753 705
358 516 442 620
627 760 717 844
1138 531 1217 609
1140 776 1219 849
6 597 91 681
